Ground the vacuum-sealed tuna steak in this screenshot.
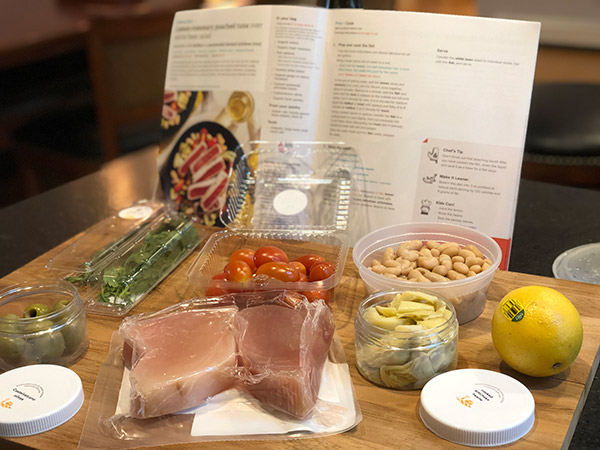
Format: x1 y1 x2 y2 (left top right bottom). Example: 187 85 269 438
235 298 335 419
120 303 238 418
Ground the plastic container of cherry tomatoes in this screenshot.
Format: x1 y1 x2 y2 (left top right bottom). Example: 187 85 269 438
187 141 365 303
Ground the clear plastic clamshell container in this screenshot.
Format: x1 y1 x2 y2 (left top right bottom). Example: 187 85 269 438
187 141 365 303
46 200 204 316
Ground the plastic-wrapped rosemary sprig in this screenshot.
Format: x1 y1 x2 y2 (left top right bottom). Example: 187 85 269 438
98 216 199 306
64 218 156 286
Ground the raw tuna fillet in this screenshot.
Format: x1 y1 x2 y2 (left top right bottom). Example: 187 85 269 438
234 299 334 419
120 305 238 418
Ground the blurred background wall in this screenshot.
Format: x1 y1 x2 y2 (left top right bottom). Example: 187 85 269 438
1 0 599 209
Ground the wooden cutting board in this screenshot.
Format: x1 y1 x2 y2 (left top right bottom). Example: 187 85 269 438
2 228 600 450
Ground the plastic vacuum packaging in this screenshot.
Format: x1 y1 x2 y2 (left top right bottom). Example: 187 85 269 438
78 291 360 448
46 200 203 316
119 301 238 418
234 293 335 419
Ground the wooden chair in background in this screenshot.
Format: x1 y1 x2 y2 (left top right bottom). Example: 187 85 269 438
86 11 175 162
14 9 178 195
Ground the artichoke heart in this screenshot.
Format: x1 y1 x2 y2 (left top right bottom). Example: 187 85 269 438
390 291 439 308
364 307 410 330
380 361 417 389
393 301 435 313
375 305 399 317
420 316 448 329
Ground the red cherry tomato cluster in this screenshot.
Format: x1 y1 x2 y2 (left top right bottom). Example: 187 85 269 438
206 246 335 304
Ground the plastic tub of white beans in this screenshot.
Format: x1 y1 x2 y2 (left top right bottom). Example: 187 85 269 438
352 223 502 324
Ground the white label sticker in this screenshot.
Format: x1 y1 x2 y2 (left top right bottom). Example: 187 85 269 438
118 205 153 220
272 189 308 216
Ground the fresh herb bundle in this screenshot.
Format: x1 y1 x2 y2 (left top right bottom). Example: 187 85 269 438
65 219 157 286
97 217 199 306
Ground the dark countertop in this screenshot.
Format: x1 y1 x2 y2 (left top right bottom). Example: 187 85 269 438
0 147 599 448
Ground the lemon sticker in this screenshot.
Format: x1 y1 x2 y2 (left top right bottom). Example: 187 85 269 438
501 298 525 322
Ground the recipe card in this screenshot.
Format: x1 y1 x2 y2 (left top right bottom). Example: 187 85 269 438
157 5 540 269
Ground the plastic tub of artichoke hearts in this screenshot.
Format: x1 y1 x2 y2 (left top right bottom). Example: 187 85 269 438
353 222 502 324
354 289 458 390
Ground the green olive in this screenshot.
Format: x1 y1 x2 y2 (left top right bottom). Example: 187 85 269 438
52 300 71 312
0 336 26 366
27 320 66 363
23 303 52 318
1 313 20 320
60 318 87 356
0 314 21 333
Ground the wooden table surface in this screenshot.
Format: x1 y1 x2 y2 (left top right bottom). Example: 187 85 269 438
2 226 600 450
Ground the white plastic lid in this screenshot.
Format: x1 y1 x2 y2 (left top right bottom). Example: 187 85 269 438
0 365 84 437
553 242 600 285
419 369 535 447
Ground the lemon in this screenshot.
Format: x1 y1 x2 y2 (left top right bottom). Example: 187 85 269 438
491 285 583 377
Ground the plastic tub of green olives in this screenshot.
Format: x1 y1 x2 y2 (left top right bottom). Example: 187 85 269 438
354 289 458 390
0 281 89 371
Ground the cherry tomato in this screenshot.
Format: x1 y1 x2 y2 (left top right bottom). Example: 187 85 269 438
224 260 253 282
293 254 326 274
297 272 309 282
254 246 289 267
301 290 331 304
230 248 256 271
205 279 229 296
308 261 336 281
212 272 227 281
256 261 299 282
290 261 307 275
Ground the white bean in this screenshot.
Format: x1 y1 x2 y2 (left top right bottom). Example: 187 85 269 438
399 249 419 262
469 264 482 274
368 240 491 283
458 249 476 260
426 240 441 249
382 266 404 276
453 262 469 275
447 270 467 281
432 264 449 276
417 256 438 270
383 247 395 261
423 271 448 282
465 256 483 267
465 244 484 258
419 247 432 257
442 246 460 257
383 258 402 268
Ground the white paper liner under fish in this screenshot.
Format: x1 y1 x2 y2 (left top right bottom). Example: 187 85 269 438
114 359 357 437
78 332 362 449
